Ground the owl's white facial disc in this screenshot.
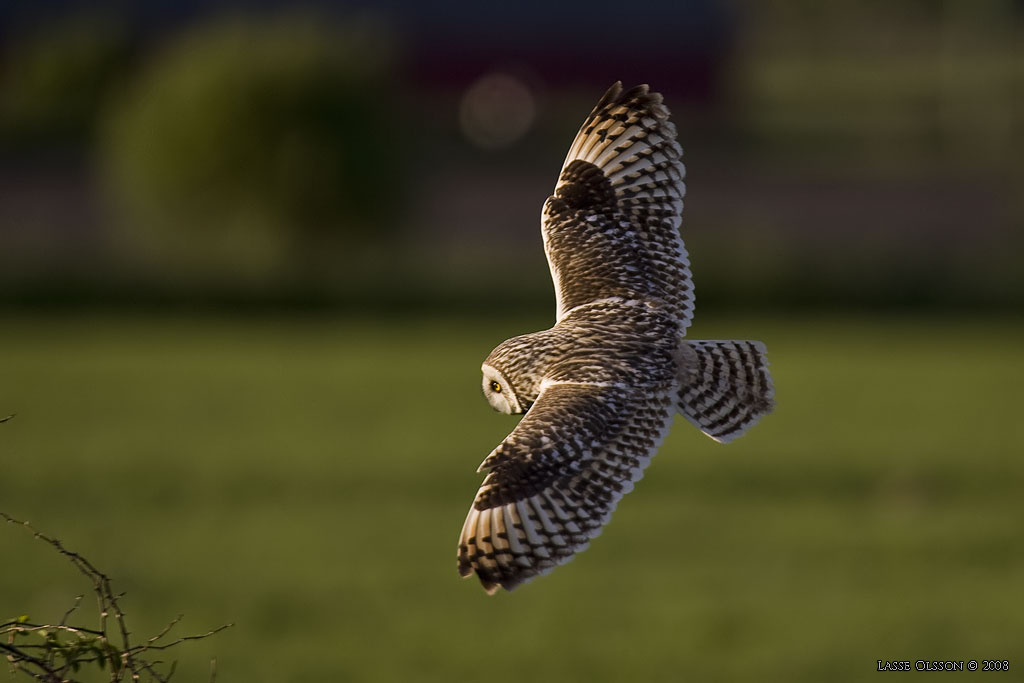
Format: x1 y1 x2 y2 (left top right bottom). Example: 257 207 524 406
481 363 522 414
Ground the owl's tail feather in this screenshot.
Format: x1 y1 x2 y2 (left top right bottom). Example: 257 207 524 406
677 340 774 443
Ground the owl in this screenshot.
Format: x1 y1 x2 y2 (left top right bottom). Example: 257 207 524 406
458 82 774 594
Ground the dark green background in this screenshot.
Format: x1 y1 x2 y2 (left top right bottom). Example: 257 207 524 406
3 313 1022 681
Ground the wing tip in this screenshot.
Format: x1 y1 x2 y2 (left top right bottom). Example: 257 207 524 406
457 498 573 595
596 81 624 109
621 83 660 107
596 81 665 115
457 562 503 595
458 556 530 595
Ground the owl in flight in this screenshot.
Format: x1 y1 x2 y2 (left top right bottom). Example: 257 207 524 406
457 82 774 594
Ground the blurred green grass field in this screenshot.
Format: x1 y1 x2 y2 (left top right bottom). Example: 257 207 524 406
2 313 1022 682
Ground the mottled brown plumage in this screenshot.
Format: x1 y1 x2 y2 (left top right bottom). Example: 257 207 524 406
458 83 774 594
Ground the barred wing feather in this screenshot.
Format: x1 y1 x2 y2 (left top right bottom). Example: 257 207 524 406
458 381 676 593
541 82 693 328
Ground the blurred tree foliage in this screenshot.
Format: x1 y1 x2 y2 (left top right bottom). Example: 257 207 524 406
0 15 132 151
99 14 406 281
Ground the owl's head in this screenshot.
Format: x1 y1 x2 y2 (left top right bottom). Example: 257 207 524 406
480 331 555 414
481 363 525 414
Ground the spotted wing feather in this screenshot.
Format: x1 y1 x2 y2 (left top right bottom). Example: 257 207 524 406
678 340 775 443
542 82 693 328
458 381 676 593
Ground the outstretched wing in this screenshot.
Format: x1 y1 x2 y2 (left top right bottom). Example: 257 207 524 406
457 381 676 594
541 82 693 329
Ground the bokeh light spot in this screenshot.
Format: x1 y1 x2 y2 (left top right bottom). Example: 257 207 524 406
458 73 535 150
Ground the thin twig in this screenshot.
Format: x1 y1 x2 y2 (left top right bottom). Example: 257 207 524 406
128 623 234 654
59 596 84 627
145 615 184 646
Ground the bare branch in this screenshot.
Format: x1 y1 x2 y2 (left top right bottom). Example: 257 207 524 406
1 512 232 683
1 641 61 679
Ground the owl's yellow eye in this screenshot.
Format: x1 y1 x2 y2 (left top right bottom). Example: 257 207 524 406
490 381 502 393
